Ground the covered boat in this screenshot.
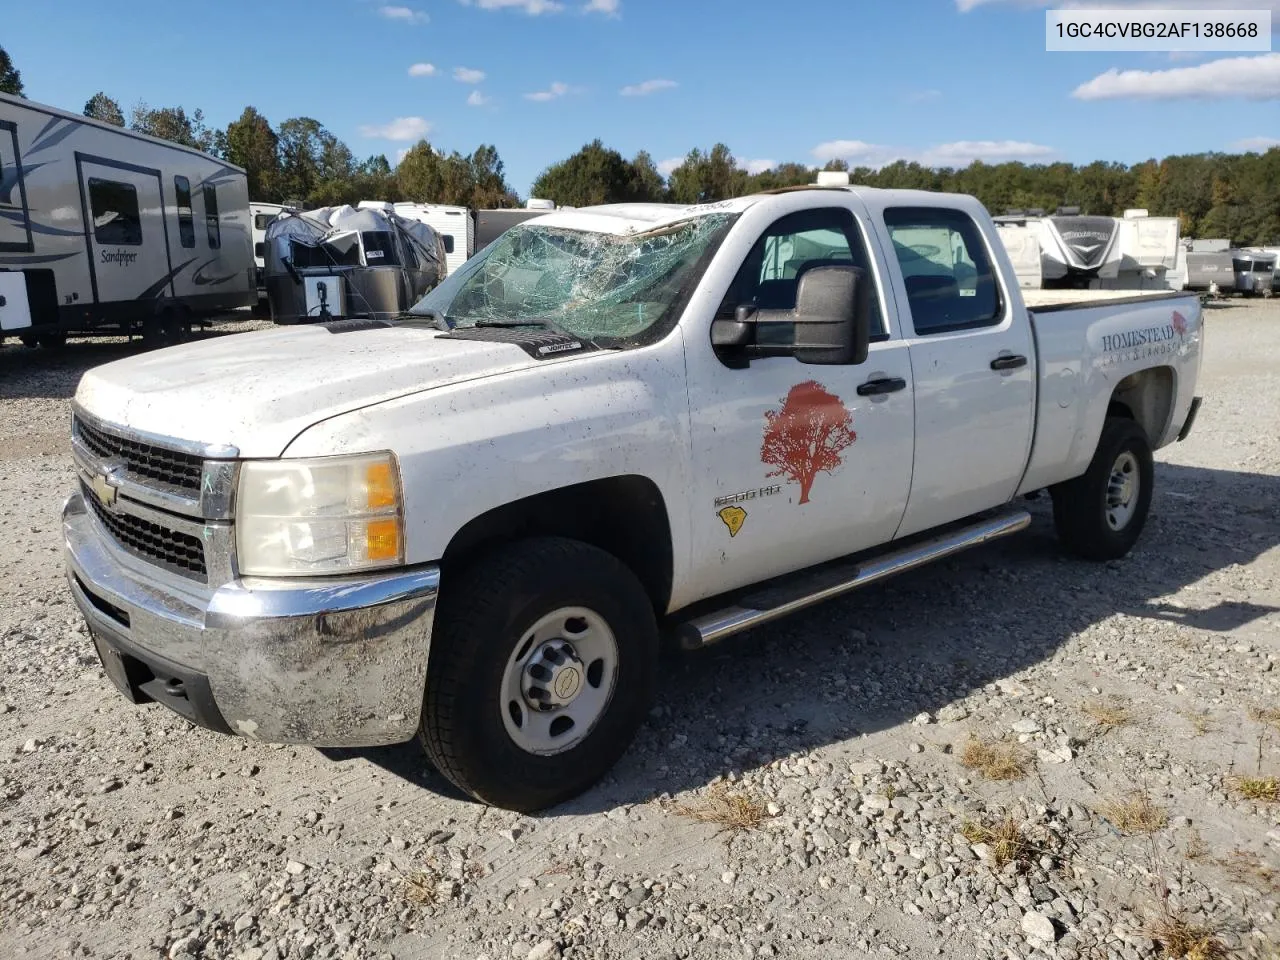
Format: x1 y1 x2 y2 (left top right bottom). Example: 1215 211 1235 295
264 204 447 324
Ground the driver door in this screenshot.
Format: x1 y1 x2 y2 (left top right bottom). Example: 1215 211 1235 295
682 203 916 604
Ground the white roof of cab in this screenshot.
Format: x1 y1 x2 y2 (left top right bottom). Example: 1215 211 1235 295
529 197 763 236
518 186 988 236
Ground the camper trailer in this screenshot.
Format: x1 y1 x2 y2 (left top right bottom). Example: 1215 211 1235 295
1233 250 1276 296
264 204 446 324
993 216 1043 289
390 203 473 278
475 201 557 253
1038 211 1123 288
0 92 254 348
250 202 290 303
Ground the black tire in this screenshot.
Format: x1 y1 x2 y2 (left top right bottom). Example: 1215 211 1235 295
418 537 658 812
141 313 167 349
36 333 67 350
1051 416 1153 561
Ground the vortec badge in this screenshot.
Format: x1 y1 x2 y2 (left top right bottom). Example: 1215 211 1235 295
90 462 126 508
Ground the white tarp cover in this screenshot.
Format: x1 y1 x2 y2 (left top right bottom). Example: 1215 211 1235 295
264 204 445 274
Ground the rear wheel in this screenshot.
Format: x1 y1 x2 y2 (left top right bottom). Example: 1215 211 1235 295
418 537 658 812
1051 416 1154 561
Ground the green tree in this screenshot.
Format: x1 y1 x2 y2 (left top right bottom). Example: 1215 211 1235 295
224 107 280 201
667 145 747 204
626 151 667 202
529 139 641 207
130 102 219 154
83 92 124 126
0 47 23 97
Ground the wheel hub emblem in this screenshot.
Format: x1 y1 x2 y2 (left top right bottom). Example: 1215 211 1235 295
553 667 582 701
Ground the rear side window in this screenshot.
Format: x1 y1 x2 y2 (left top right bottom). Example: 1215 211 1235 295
884 207 1002 335
88 178 142 246
174 176 195 248
203 184 221 249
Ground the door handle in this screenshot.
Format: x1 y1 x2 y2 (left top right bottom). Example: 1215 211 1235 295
856 377 907 397
990 354 1028 371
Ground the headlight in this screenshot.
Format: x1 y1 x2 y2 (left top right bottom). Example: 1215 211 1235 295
236 452 404 577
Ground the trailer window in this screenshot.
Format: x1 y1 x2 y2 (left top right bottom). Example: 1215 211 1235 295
88 179 142 246
441 235 455 255
174 176 195 248
203 184 221 249
884 207 1002 335
254 213 278 231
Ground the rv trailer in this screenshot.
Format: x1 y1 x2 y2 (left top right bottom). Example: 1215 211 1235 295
1232 250 1276 296
474 201 557 253
250 202 290 304
1038 211 1123 288
264 204 446 325
0 92 254 348
993 216 1043 289
1185 250 1235 292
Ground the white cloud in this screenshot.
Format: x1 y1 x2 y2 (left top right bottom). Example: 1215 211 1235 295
743 158 777 175
1233 136 1280 151
812 138 1056 168
584 0 621 14
407 62 437 77
1072 53 1280 100
919 140 1056 165
453 66 487 84
359 116 432 141
657 157 683 177
459 0 566 13
379 5 428 23
620 78 677 97
395 148 411 164
811 140 886 164
524 81 571 101
467 90 492 107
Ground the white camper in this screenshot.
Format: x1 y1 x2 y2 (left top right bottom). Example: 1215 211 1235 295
993 218 1043 289
0 92 254 347
391 203 473 277
250 202 289 302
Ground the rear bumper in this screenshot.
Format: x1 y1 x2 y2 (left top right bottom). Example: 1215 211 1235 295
63 492 439 747
1177 396 1202 442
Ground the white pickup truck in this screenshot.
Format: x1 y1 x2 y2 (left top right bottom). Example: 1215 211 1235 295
64 180 1204 811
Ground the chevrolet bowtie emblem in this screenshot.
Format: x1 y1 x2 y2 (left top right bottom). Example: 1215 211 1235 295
90 462 126 508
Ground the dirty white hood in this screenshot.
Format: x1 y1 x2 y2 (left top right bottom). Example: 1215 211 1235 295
74 324 544 457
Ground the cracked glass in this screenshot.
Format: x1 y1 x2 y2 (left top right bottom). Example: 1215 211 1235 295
407 213 738 346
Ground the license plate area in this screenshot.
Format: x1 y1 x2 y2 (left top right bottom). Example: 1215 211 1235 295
91 629 146 704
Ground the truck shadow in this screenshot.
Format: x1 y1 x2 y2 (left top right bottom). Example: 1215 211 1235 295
336 460 1280 814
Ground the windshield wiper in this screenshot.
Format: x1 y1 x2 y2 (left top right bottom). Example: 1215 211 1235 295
475 318 575 337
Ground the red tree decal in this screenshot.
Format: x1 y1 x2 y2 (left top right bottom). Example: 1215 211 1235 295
1171 310 1188 338
760 381 856 505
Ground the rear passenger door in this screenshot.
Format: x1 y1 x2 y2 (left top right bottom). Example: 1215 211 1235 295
78 159 173 304
882 206 1035 538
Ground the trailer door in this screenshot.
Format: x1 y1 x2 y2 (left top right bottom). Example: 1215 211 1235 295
77 158 174 304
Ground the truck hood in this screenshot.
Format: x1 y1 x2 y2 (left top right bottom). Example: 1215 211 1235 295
74 324 547 457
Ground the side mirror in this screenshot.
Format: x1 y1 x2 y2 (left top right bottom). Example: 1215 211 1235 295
792 264 870 366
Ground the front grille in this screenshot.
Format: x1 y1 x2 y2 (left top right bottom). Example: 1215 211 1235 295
74 416 204 494
83 483 208 582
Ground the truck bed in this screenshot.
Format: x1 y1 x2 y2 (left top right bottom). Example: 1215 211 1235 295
1023 288 1196 313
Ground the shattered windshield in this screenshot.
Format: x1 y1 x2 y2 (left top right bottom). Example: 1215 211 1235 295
406 213 738 345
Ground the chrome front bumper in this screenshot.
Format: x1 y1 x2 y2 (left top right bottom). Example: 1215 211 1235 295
63 492 439 747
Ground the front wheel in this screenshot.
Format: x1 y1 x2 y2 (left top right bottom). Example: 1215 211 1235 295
418 537 658 812
1051 416 1154 561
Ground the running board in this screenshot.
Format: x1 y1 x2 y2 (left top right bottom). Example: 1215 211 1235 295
675 509 1032 650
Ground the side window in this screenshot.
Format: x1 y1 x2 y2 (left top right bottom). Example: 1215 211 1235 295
441 234 455 255
203 184 221 249
717 207 885 343
88 178 142 245
254 213 278 231
174 176 195 248
884 207 1001 335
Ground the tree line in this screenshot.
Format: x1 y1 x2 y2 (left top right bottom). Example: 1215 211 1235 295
532 140 1280 245
2 45 1276 242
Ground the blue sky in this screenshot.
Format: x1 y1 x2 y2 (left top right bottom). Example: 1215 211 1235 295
5 0 1278 194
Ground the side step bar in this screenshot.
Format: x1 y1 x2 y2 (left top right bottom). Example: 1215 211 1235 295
675 508 1031 650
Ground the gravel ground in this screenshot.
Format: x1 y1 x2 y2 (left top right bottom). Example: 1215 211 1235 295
1 301 1278 960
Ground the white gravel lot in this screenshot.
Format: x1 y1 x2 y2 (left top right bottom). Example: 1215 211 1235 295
1 301 1278 960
